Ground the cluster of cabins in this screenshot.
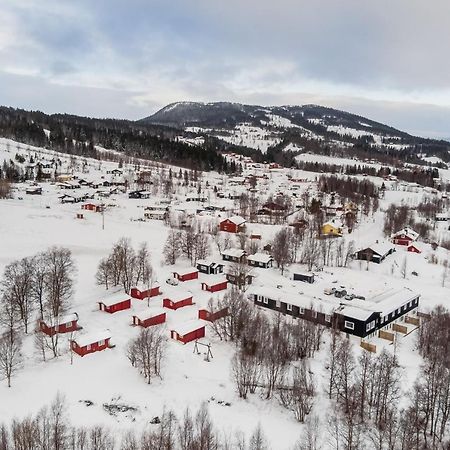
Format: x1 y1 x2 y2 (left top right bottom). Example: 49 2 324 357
354 227 431 263
249 285 420 339
37 267 230 357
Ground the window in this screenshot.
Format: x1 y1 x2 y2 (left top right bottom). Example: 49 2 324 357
287 303 293 311
86 344 91 351
312 310 318 318
276 300 281 308
344 321 354 330
66 321 72 328
325 314 331 323
98 340 104 346
263 297 268 304
299 307 305 315
366 321 375 332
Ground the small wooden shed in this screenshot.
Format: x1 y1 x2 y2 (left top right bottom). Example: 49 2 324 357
163 290 193 310
170 320 205 344
39 312 81 337
201 275 228 293
98 292 132 314
71 330 112 357
132 308 166 327
130 283 161 300
172 268 199 282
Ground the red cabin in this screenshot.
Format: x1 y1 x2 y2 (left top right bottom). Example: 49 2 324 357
130 283 161 300
201 275 228 293
132 308 166 327
219 216 246 234
163 290 193 310
39 312 80 337
81 203 103 212
170 321 205 344
407 243 422 254
71 330 112 356
391 227 419 246
172 269 199 282
98 292 132 314
198 307 229 322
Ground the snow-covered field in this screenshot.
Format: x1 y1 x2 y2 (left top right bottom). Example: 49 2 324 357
1 138 449 448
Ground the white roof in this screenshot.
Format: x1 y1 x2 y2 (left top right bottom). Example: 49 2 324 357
392 227 419 241
250 285 337 315
364 242 394 256
368 288 420 317
99 291 131 307
173 267 199 276
226 215 246 226
134 307 166 321
172 320 205 336
74 330 111 348
132 282 160 291
339 306 375 321
202 275 228 286
247 252 273 263
222 248 246 258
196 259 222 267
47 312 78 327
164 288 192 303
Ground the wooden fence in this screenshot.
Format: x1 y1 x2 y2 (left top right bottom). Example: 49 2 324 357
405 316 420 326
360 340 377 353
393 323 408 334
379 330 395 342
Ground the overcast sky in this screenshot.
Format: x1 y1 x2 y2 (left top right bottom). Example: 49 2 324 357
1 0 450 138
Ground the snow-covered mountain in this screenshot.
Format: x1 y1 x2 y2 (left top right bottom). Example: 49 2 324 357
140 102 450 157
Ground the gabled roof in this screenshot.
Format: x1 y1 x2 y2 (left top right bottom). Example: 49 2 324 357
224 216 246 226
247 252 273 264
74 330 111 348
164 288 193 303
392 227 419 241
99 291 131 307
221 248 246 258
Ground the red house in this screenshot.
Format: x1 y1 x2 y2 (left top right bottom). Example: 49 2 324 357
163 290 193 310
219 216 246 234
132 308 166 327
39 312 80 337
198 307 229 322
130 283 161 300
98 292 132 314
201 275 228 293
407 243 423 254
170 320 205 344
81 203 103 212
172 268 199 282
71 330 112 357
391 227 419 246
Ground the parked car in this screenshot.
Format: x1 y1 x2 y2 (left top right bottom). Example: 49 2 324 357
166 277 179 286
334 289 347 298
344 294 355 301
324 287 336 295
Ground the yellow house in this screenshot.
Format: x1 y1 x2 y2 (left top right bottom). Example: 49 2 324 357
321 221 343 237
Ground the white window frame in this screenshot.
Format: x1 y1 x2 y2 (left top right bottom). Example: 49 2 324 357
325 314 331 323
98 340 104 347
287 303 293 311
276 300 281 308
344 321 354 330
312 310 318 319
263 297 268 304
299 307 304 315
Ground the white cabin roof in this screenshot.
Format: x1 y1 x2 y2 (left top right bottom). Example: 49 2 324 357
247 252 273 263
99 291 131 307
172 320 205 336
221 248 246 258
164 288 193 303
74 330 111 348
134 307 166 321
226 215 246 226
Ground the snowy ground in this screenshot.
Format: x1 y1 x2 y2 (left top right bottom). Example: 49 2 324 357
0 139 449 448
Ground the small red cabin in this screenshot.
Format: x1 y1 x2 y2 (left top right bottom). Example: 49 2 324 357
219 216 246 234
132 308 166 327
198 307 229 322
201 276 228 293
71 330 112 357
163 290 193 310
407 243 422 254
172 269 199 282
170 320 205 344
130 283 161 300
81 203 103 212
39 313 80 337
392 228 419 246
98 292 132 314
